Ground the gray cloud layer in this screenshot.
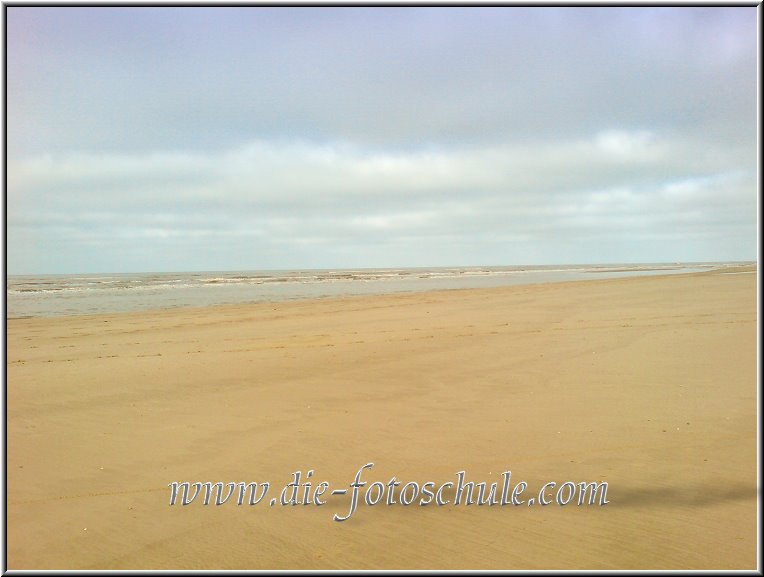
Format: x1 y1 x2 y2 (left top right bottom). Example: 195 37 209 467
6 7 758 273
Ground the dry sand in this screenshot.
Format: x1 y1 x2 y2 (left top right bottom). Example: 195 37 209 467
5 266 758 569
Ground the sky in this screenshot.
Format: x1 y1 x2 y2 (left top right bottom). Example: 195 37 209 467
5 7 759 274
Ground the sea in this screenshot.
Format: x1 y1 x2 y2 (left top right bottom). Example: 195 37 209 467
5 262 748 319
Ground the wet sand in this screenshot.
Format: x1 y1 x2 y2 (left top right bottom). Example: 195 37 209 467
5 266 758 569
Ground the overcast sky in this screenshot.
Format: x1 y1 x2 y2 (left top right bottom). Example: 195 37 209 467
5 7 758 274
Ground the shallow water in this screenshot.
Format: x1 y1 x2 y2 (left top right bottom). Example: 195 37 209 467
5 262 741 318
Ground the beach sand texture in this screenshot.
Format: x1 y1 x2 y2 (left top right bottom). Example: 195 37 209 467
5 267 757 569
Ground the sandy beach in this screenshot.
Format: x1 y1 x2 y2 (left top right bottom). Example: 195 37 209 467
5 266 758 570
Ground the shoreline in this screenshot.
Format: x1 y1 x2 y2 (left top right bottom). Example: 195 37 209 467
6 262 755 323
6 267 757 569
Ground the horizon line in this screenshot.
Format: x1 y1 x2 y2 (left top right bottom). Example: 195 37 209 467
5 259 757 277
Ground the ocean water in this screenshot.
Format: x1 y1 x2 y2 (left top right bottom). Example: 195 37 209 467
5 263 741 318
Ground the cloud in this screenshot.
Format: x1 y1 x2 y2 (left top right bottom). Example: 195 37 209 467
7 128 756 272
6 7 757 154
4 7 758 273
